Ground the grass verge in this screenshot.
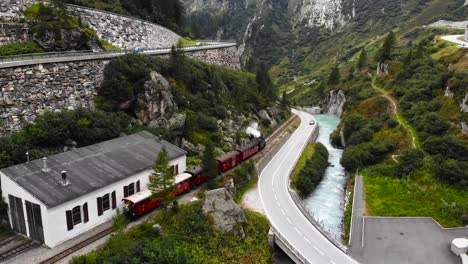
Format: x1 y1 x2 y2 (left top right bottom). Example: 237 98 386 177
363 165 467 227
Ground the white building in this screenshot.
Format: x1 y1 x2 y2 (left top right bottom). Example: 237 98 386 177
0 131 186 247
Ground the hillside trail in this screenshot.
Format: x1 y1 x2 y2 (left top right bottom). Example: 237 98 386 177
369 74 418 150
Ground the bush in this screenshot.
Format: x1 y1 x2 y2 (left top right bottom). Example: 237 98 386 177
396 149 425 177
0 109 130 168
0 41 43 56
295 143 329 197
341 141 395 171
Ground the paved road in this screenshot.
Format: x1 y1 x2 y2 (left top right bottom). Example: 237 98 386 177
441 35 468 47
259 109 358 264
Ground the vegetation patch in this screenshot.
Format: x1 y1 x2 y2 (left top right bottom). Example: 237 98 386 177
293 143 329 198
0 41 43 56
363 165 468 227
71 202 272 264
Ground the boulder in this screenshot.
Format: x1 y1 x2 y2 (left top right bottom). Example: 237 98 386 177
202 187 247 237
136 71 178 128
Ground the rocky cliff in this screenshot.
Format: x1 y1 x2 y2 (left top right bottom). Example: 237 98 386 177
321 90 346 117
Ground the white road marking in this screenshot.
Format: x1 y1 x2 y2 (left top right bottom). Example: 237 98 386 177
277 201 281 207
294 227 302 235
314 246 325 256
287 218 292 224
330 260 337 264
304 237 311 244
281 208 286 215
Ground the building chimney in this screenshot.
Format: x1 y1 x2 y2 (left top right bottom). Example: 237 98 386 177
42 157 49 172
61 171 67 186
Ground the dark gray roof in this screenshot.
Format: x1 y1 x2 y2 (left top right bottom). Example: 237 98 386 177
1 131 186 207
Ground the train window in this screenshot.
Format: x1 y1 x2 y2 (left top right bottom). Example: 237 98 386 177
128 183 135 196
102 194 110 212
72 206 81 225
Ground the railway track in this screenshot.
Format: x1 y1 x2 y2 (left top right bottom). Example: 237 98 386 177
38 227 114 264
265 115 299 145
0 240 40 262
35 115 300 264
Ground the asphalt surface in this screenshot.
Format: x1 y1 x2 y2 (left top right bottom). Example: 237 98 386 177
355 217 468 264
349 176 365 251
259 109 358 264
441 35 468 47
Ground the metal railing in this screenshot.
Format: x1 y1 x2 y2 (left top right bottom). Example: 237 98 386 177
270 226 310 264
0 42 237 65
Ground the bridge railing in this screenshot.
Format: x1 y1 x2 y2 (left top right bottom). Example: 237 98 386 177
271 226 310 264
0 42 236 64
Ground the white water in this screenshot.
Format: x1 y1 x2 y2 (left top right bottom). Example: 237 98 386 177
304 114 346 241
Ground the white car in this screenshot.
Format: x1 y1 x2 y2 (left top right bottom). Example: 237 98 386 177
309 120 315 125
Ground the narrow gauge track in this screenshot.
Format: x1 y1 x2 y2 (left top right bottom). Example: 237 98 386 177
0 240 41 262
0 234 20 248
38 228 114 264
36 116 299 264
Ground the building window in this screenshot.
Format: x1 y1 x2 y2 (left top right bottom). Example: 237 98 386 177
66 204 84 230
72 206 81 225
97 193 111 216
128 183 135 196
102 194 110 211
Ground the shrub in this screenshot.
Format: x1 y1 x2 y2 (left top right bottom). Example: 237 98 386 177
295 143 329 197
396 149 425 177
0 41 43 56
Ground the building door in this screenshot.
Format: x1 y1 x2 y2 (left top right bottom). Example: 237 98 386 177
25 201 44 243
8 195 26 235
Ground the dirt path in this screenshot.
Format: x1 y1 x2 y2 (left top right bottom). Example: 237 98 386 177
370 76 418 149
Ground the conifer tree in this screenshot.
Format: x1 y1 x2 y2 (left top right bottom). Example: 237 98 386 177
327 65 340 85
376 31 396 62
356 48 368 69
148 146 175 220
202 140 218 179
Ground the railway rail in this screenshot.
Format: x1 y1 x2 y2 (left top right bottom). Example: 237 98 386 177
0 240 40 262
33 115 300 263
38 227 114 264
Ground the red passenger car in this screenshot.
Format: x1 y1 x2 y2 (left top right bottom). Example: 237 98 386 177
171 172 191 196
185 165 207 186
237 139 261 161
123 190 160 218
216 150 241 172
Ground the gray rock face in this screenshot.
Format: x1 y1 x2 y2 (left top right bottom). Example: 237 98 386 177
202 187 247 237
322 90 346 117
135 71 178 128
32 25 102 52
188 47 241 70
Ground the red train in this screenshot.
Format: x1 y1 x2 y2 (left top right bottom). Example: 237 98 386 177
122 137 265 218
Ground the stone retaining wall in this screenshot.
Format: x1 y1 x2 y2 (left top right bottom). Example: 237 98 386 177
69 5 180 49
0 23 29 45
0 60 105 134
0 46 240 135
0 1 180 49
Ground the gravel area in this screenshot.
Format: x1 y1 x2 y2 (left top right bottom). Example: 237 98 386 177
241 184 265 215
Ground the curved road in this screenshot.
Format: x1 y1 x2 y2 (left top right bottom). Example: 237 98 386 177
259 109 358 264
0 42 237 69
441 35 468 47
